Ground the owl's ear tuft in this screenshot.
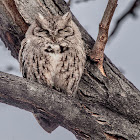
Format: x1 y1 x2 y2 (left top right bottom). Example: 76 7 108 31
35 13 45 26
62 12 72 22
38 13 45 20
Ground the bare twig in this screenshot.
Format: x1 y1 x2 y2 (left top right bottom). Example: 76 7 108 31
109 0 140 40
75 0 94 4
67 0 71 6
90 0 118 76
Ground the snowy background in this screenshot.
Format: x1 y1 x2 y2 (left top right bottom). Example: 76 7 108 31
0 0 140 140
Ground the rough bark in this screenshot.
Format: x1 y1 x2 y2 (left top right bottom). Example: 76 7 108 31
0 0 140 140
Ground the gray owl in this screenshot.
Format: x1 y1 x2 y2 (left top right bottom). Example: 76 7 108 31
19 12 86 95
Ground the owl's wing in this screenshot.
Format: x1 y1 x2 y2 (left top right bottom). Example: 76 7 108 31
19 38 59 133
19 39 28 78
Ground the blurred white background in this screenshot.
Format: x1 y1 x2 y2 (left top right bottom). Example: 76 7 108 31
0 0 139 140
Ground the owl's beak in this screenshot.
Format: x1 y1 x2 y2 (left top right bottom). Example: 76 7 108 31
51 36 56 42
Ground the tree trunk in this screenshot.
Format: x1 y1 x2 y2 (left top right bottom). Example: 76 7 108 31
0 0 140 140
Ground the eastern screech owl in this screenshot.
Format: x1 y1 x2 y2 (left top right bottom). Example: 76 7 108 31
19 12 86 95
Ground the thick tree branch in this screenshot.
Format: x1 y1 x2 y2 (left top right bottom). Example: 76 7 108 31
0 71 107 140
0 0 28 59
90 0 118 76
0 0 140 139
1 60 140 139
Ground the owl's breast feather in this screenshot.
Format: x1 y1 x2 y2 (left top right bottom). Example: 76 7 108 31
49 53 62 75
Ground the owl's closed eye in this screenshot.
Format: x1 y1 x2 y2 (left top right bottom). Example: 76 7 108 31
33 26 50 37
58 26 74 38
32 12 74 40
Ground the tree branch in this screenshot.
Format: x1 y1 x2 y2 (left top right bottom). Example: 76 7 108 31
0 0 28 59
1 59 140 139
0 71 108 140
90 0 118 76
109 0 140 40
75 0 93 4
0 0 140 139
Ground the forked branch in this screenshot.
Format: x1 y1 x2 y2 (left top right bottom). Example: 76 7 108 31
90 0 118 76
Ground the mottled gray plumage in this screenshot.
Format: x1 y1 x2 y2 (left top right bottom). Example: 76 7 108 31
19 12 86 95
